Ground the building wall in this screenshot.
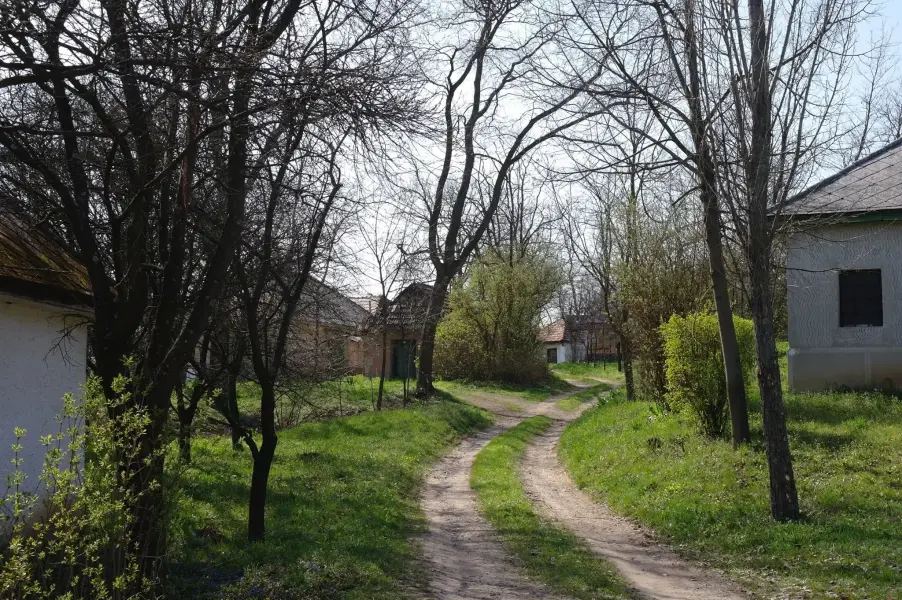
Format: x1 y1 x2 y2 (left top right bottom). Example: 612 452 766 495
543 343 568 363
361 332 418 378
787 221 902 390
0 293 89 502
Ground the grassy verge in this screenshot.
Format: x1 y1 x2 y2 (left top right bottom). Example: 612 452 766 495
168 400 492 600
556 383 613 411
436 377 574 402
559 388 902 599
191 376 414 435
551 361 624 385
471 417 631 600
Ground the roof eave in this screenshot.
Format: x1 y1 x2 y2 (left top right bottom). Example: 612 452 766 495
0 276 93 311
771 209 902 225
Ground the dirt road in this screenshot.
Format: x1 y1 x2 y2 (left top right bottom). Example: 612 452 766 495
521 419 746 600
418 384 747 600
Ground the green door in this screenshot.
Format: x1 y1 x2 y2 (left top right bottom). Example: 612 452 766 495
391 340 417 378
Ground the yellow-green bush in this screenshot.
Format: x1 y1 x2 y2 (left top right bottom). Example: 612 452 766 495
435 250 560 383
660 313 755 438
1 375 171 599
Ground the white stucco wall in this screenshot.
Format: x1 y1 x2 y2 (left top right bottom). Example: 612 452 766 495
543 342 569 363
786 221 902 390
0 292 89 499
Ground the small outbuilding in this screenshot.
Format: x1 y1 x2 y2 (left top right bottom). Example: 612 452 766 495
0 216 92 499
782 138 902 391
360 283 433 379
538 315 618 364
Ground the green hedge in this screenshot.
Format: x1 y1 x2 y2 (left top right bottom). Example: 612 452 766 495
660 313 755 438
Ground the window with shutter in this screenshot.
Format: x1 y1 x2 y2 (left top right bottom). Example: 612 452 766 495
839 269 883 327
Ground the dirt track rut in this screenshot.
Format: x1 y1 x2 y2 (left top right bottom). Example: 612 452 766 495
418 384 748 600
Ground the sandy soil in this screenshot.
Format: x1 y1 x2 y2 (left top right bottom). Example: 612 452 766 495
419 384 748 600
418 417 567 600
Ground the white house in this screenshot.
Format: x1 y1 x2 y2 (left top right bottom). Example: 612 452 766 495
1 217 92 504
782 138 902 391
538 315 618 364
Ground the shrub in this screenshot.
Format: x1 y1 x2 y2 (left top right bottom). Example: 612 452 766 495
1 375 172 599
660 313 755 438
435 250 560 383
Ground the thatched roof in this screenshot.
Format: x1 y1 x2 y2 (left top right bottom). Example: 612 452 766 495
0 216 91 307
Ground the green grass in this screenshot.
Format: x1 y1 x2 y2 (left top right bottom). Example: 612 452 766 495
168 399 492 599
436 377 574 402
551 361 625 385
471 417 631 600
556 382 613 411
559 388 902 599
193 376 413 433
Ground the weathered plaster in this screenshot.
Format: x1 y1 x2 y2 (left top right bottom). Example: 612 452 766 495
787 221 902 390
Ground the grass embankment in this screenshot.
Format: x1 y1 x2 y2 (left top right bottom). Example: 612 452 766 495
551 361 624 385
169 400 492 600
556 382 613 411
233 376 409 421
191 376 413 435
560 388 902 599
471 417 631 600
437 377 573 402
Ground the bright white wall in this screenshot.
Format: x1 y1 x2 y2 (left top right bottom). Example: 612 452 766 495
0 293 88 497
543 343 568 363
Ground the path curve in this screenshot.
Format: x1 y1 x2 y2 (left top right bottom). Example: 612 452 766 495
419 416 567 600
520 417 748 600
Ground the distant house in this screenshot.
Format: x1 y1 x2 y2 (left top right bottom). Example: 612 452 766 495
538 315 618 364
781 138 902 391
360 283 433 378
288 280 373 377
0 216 92 501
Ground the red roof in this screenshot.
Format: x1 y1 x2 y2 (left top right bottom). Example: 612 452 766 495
538 319 566 343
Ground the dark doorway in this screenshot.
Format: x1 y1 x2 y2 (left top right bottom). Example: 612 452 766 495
392 340 417 378
546 347 558 364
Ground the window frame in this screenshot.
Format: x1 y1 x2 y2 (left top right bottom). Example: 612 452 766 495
838 268 883 328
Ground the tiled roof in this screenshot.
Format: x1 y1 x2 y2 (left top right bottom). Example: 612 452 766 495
538 319 566 343
538 315 611 344
0 215 91 307
297 280 371 329
781 138 902 217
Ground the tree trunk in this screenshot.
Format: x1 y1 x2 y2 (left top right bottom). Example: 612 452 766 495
746 0 800 521
124 386 173 592
177 416 192 464
620 333 635 401
248 441 276 541
248 382 278 541
703 194 752 447
749 246 799 520
377 327 388 411
683 0 750 446
226 367 241 449
416 278 449 398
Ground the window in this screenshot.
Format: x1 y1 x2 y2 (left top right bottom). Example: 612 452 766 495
839 269 883 327
546 348 558 364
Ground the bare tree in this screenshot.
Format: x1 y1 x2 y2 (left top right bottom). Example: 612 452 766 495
357 202 417 410
407 0 605 396
0 0 312 581
564 0 752 445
